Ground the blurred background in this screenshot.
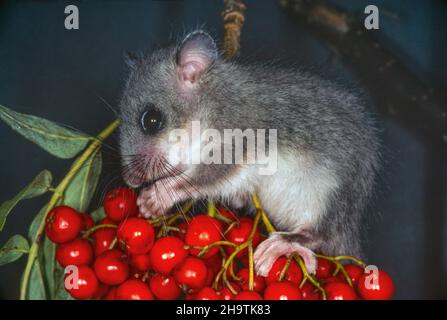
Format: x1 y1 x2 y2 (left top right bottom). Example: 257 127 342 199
0 0 446 299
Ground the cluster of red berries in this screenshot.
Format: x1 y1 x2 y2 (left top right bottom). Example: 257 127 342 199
45 187 395 300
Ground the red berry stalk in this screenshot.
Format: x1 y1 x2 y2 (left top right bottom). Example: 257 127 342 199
42 184 394 300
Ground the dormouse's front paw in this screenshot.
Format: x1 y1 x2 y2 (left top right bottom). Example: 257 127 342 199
137 187 163 218
137 183 174 218
136 178 190 219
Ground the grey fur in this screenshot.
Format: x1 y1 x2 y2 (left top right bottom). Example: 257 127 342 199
118 30 380 258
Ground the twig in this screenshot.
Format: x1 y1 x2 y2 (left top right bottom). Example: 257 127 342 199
19 120 120 300
222 0 246 58
279 0 349 33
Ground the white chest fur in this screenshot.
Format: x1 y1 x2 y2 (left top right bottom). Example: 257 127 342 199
256 151 339 232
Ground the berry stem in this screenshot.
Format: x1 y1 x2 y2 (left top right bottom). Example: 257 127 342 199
108 237 117 250
294 254 327 300
207 200 216 218
156 225 181 238
149 201 192 227
214 242 249 289
228 259 240 281
332 255 368 268
19 120 120 300
81 223 117 238
214 212 234 225
251 193 275 234
213 210 261 291
224 278 238 295
279 254 293 281
248 244 254 291
223 221 238 235
189 241 238 257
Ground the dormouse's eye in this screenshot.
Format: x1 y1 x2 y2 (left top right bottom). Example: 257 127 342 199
140 104 164 134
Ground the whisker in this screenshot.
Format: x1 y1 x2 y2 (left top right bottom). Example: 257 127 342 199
95 93 120 117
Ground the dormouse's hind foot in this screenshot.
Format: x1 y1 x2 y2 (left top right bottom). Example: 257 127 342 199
253 232 317 276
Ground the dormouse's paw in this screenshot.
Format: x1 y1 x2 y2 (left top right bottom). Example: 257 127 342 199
137 178 192 219
254 232 317 277
137 183 174 218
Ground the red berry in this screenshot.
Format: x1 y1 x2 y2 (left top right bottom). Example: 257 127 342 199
237 268 266 293
301 282 320 300
115 279 154 300
130 253 152 272
117 218 154 255
195 287 219 300
216 282 240 300
266 257 303 285
94 249 129 285
217 207 238 222
92 227 116 256
204 252 223 275
325 282 358 300
202 269 213 288
185 215 222 258
65 265 98 299
324 276 343 284
56 238 93 267
234 291 263 300
104 188 138 222
45 206 83 244
264 282 302 300
218 287 238 300
100 217 117 225
80 213 94 230
238 256 250 268
203 255 222 287
357 269 395 300
185 292 196 300
340 264 364 285
148 274 181 300
103 287 117 300
149 236 188 275
315 258 335 279
92 283 109 299
225 217 262 258
173 256 208 289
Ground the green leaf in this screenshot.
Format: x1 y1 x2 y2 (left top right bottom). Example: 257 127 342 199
27 259 47 300
0 234 29 266
42 237 56 298
91 206 105 223
0 170 52 232
63 151 102 212
0 104 90 159
28 205 47 241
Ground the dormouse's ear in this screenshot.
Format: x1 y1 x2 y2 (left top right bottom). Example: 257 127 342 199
176 31 218 87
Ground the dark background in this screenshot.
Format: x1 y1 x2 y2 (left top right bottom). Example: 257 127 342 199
0 0 446 299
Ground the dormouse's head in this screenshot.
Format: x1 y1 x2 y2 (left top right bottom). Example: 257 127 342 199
118 30 221 187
